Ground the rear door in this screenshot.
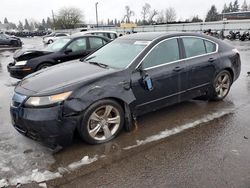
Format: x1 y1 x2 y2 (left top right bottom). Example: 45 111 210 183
131 38 187 114
181 37 219 98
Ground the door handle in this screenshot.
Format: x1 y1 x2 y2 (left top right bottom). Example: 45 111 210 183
208 57 215 62
173 66 183 72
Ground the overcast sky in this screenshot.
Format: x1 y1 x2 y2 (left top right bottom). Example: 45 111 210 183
0 0 243 24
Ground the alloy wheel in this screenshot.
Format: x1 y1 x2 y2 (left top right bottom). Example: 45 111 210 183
215 73 231 98
87 105 121 141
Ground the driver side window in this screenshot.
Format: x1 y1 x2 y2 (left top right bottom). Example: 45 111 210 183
66 38 87 52
143 38 180 69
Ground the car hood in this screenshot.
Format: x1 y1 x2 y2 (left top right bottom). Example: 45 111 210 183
16 61 118 96
13 49 52 61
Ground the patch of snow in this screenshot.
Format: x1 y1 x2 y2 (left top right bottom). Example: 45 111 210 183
9 169 62 185
39 183 47 188
5 155 98 187
0 179 9 188
124 111 232 150
68 156 98 171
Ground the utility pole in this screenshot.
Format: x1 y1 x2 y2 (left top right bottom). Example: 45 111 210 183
95 2 99 28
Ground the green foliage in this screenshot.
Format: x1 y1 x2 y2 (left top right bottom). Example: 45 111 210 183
205 5 220 22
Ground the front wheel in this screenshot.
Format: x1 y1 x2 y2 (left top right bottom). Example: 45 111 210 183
78 99 124 144
209 70 232 101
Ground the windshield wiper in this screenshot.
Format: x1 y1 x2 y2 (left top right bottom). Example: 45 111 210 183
80 56 96 62
88 61 109 69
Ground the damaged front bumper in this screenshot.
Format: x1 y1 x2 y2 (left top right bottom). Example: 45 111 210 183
7 63 33 79
10 104 79 149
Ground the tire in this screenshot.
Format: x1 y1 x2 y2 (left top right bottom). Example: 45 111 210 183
48 40 53 44
10 40 18 47
209 70 232 101
78 99 124 144
37 63 52 70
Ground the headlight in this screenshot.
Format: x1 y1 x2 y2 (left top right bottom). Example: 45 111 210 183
25 91 72 107
15 60 27 66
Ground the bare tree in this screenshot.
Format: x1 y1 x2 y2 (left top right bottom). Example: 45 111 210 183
157 10 165 23
123 6 135 23
148 9 158 24
55 7 84 29
165 7 177 23
141 3 151 24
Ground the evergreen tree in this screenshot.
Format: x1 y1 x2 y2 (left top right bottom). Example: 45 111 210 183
191 15 203 22
4 17 8 24
18 21 24 31
232 0 240 12
205 5 220 22
228 2 233 12
46 17 52 29
242 0 248 11
222 3 229 13
42 19 46 29
24 19 30 30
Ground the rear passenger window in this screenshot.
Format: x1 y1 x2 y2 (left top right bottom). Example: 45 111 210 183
205 40 216 53
110 33 117 39
182 38 206 58
143 38 180 69
89 37 105 49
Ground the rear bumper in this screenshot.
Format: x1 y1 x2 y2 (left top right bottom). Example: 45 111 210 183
7 63 33 79
10 104 79 149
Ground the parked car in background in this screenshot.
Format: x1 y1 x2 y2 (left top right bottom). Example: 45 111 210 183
8 35 110 79
10 32 241 148
0 33 22 47
73 30 118 40
43 33 69 44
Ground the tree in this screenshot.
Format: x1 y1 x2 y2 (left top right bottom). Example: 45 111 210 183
46 17 52 29
123 6 134 23
222 3 229 13
228 2 233 12
191 15 203 22
141 3 151 24
165 7 177 23
24 19 30 30
42 19 46 29
148 9 158 24
55 7 84 29
4 17 8 24
205 5 220 22
156 10 165 23
242 0 248 11
17 21 24 31
232 0 240 12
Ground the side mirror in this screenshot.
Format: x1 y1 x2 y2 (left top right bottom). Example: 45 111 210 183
64 49 72 54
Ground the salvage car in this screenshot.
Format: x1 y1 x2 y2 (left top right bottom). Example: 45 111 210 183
8 35 110 79
43 33 69 44
0 33 22 47
10 32 241 148
73 30 118 40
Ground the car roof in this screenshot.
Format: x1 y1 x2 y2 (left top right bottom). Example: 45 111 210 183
118 32 216 41
72 30 118 37
57 34 111 41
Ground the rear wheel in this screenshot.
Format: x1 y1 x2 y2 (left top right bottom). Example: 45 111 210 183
78 99 124 144
48 40 53 44
37 63 52 70
209 70 232 101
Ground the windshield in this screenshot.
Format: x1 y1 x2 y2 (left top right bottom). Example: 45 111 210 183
45 38 70 52
84 39 148 69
